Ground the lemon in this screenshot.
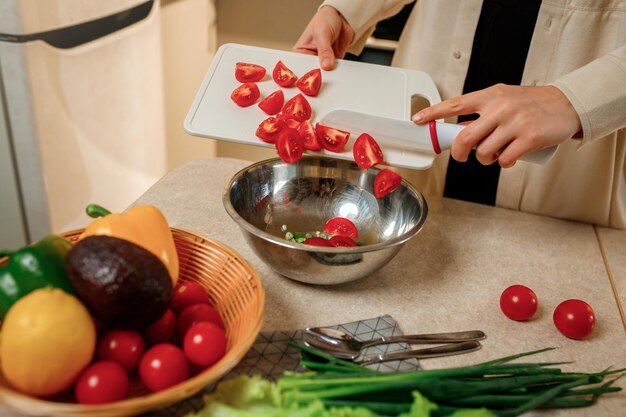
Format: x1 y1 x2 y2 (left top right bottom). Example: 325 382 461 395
0 288 96 397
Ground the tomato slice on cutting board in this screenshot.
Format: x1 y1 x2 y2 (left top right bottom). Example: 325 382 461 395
315 123 350 153
277 113 301 129
275 128 304 163
272 61 297 87
297 120 322 151
323 217 358 238
258 90 284 115
297 68 322 97
283 94 312 122
374 169 402 198
256 117 286 143
353 133 384 168
235 62 266 83
230 83 260 107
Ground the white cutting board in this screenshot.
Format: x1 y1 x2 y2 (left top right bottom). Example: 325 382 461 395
184 43 443 169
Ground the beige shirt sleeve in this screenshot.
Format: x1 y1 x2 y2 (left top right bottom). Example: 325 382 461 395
321 0 414 53
551 44 626 143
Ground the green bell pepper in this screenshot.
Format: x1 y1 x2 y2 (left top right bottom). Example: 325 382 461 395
0 235 74 318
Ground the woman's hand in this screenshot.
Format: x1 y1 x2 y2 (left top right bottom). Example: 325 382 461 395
413 84 582 167
293 6 354 71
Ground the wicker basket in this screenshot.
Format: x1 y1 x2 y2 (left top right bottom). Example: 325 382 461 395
0 228 265 417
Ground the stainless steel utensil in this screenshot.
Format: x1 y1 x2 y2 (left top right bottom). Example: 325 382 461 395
304 327 486 360
350 341 482 365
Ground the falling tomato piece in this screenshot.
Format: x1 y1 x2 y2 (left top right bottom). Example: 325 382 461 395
230 83 260 107
235 62 266 83
275 128 304 163
298 120 322 151
353 133 384 168
297 68 322 96
256 117 286 144
272 61 297 87
323 217 358 238
315 123 350 153
258 90 284 115
374 169 402 198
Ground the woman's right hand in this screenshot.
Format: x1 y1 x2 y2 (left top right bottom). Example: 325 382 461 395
293 6 354 71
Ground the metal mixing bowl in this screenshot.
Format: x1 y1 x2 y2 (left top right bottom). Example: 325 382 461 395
223 156 428 285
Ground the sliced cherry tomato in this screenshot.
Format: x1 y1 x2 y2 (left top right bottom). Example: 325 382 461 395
323 217 358 238
329 235 357 247
315 123 350 153
553 299 596 340
177 303 225 341
75 361 129 404
303 237 332 247
139 344 189 392
256 117 286 144
235 62 266 83
272 60 297 87
499 285 538 321
183 322 227 367
144 308 176 345
283 94 312 122
97 330 145 372
230 82 260 107
297 68 322 96
275 128 304 164
297 120 322 151
171 280 209 313
258 89 284 115
353 133 384 168
277 113 301 129
374 169 402 198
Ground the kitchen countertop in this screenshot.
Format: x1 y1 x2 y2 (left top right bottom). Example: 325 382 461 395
2 157 624 416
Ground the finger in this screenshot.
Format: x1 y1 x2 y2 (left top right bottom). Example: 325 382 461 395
313 29 337 70
413 90 486 124
450 117 498 162
496 139 536 168
473 127 512 165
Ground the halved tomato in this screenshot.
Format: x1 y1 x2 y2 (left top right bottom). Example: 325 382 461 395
235 62 266 83
256 117 286 144
329 235 357 247
230 83 260 107
353 133 384 168
297 120 322 151
283 94 312 122
275 128 304 163
303 237 332 247
323 217 358 238
315 123 350 152
272 61 297 87
297 68 322 97
374 169 402 198
258 90 284 115
277 113 301 129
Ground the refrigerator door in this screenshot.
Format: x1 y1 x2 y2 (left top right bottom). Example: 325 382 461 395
0 0 167 239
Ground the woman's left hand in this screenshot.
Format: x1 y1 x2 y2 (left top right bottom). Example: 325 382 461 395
412 84 582 167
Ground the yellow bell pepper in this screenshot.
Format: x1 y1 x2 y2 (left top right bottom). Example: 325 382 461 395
79 204 179 285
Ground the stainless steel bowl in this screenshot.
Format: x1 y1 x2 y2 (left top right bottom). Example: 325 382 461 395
223 156 428 285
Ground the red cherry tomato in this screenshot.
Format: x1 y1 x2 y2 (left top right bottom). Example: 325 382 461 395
97 330 145 372
144 308 177 345
275 128 304 164
177 303 225 341
276 113 301 129
297 68 322 96
235 62 266 83
282 94 312 122
353 133 384 168
499 285 538 321
329 235 357 247
139 344 189 392
303 237 332 247
297 120 322 151
323 217 358 238
258 89 284 115
256 117 286 144
230 83 260 107
75 361 129 404
374 169 402 198
183 322 228 367
171 280 209 313
272 60 297 87
315 123 350 153
553 299 596 340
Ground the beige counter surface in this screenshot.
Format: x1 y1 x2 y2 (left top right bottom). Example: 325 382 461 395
1 157 623 417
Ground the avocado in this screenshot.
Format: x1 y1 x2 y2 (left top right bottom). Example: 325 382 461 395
66 235 173 329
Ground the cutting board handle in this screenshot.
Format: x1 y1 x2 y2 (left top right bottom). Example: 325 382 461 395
405 70 442 119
